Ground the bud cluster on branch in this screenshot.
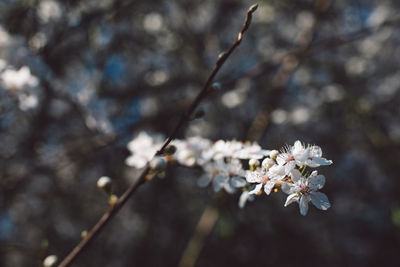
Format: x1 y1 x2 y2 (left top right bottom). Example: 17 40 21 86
125 132 333 216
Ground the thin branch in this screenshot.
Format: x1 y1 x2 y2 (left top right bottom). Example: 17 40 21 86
155 3 259 155
57 4 258 267
178 198 220 267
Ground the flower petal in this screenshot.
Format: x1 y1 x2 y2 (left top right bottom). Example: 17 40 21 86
293 140 304 153
239 191 249 208
230 176 247 188
264 181 275 195
223 183 236 194
125 155 148 168
246 171 262 183
269 164 286 179
213 175 228 192
214 175 228 184
281 182 297 194
197 174 211 188
284 193 300 207
309 145 322 158
276 153 288 166
290 169 302 183
284 161 296 174
309 157 333 166
293 141 309 164
249 183 263 195
308 174 325 190
299 195 310 216
310 192 331 210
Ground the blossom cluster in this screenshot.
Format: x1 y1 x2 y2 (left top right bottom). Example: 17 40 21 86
125 132 333 216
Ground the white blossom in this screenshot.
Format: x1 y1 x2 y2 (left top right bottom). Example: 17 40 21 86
0 66 38 90
281 170 331 216
125 131 164 168
276 140 309 174
18 93 39 110
277 140 332 174
173 136 212 167
0 66 41 111
245 164 285 195
37 0 62 23
261 157 275 170
233 142 270 160
43 255 58 267
202 140 243 161
197 159 246 194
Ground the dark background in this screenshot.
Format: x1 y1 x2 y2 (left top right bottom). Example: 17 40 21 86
1 0 400 266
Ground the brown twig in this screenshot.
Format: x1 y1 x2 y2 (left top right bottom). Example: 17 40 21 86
57 4 258 267
155 3 259 155
178 199 220 267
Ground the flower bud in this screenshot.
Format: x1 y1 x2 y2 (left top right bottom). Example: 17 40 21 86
163 145 177 156
149 156 167 171
190 109 205 120
108 194 118 206
81 230 88 239
262 158 275 170
97 176 112 195
209 82 221 92
217 52 226 62
269 150 279 160
249 3 258 12
248 158 260 171
43 255 58 267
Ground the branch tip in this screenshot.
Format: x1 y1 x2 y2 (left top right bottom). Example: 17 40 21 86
249 3 258 13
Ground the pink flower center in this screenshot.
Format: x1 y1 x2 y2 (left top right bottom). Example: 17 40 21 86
300 185 311 195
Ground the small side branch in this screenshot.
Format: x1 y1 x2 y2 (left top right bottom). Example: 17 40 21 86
156 3 258 155
57 4 258 267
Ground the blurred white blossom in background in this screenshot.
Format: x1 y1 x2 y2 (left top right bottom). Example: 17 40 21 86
0 65 40 110
0 66 38 90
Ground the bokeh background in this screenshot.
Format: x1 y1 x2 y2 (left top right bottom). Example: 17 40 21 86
1 0 400 266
